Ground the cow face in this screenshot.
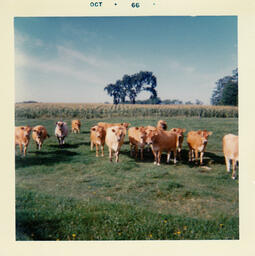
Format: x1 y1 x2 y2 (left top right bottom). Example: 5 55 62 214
112 127 125 142
56 121 65 132
145 130 158 145
33 129 43 139
92 126 104 138
197 130 212 145
21 126 32 139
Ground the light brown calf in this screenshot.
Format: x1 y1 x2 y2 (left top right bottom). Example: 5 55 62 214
187 130 212 165
128 126 147 160
170 128 186 159
90 125 106 157
71 119 81 134
222 134 239 179
15 126 32 156
105 126 126 162
145 128 179 166
32 125 50 150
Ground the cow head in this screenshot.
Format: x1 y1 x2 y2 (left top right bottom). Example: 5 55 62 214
145 129 158 145
157 120 167 130
21 126 32 139
56 121 65 132
33 128 43 139
197 130 212 145
91 126 104 138
112 127 125 142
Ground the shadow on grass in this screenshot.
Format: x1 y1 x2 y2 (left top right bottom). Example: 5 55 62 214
48 142 90 149
15 149 79 168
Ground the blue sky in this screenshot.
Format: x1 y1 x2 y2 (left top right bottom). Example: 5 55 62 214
15 16 237 104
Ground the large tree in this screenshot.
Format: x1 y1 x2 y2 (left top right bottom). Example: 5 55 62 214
105 71 158 104
211 68 238 106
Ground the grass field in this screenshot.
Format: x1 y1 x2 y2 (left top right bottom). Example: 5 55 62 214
15 115 239 240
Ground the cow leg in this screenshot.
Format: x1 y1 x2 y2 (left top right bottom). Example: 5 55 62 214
173 149 177 165
157 151 161 166
90 141 94 150
19 143 23 155
62 137 65 144
151 147 157 164
96 144 99 157
167 151 171 163
178 148 182 160
225 156 231 172
115 151 119 162
140 147 144 160
109 148 113 162
23 144 27 156
135 145 138 159
130 143 133 156
200 151 204 165
232 159 237 179
101 145 104 157
195 150 199 164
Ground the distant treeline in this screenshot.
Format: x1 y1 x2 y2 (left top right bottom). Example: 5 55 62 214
15 103 238 119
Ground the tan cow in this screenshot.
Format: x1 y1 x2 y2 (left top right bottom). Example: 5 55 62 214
90 125 106 157
128 126 147 160
170 128 186 159
145 128 179 165
105 126 126 162
187 130 212 165
32 125 50 150
55 121 68 145
222 134 239 179
72 119 81 134
157 120 168 130
15 126 32 156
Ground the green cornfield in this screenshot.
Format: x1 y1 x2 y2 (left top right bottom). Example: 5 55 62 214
15 103 238 119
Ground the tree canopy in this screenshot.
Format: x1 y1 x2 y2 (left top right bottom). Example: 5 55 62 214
211 68 238 106
104 71 158 104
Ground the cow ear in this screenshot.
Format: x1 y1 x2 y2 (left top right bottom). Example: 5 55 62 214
21 127 24 130
135 127 139 130
56 122 58 125
208 131 213 136
112 129 115 133
197 130 202 135
172 128 177 132
182 128 186 133
91 127 96 131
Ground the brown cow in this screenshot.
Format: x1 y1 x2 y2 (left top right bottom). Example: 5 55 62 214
170 128 186 159
157 120 168 130
32 125 50 150
128 126 147 160
72 119 81 134
145 128 179 165
15 126 32 156
105 126 126 162
222 134 239 179
187 130 212 165
90 125 106 157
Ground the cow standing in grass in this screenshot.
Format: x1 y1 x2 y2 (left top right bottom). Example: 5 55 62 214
55 121 68 146
105 126 126 162
128 126 147 160
145 128 180 165
187 130 212 165
90 125 106 157
72 119 81 134
170 128 186 160
32 125 50 150
15 126 32 156
223 134 239 179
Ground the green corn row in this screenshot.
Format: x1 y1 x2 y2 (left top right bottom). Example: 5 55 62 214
15 103 238 119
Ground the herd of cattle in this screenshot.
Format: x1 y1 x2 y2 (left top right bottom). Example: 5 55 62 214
15 119 239 179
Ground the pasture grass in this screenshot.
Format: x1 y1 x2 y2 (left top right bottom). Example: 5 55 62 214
15 116 239 240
